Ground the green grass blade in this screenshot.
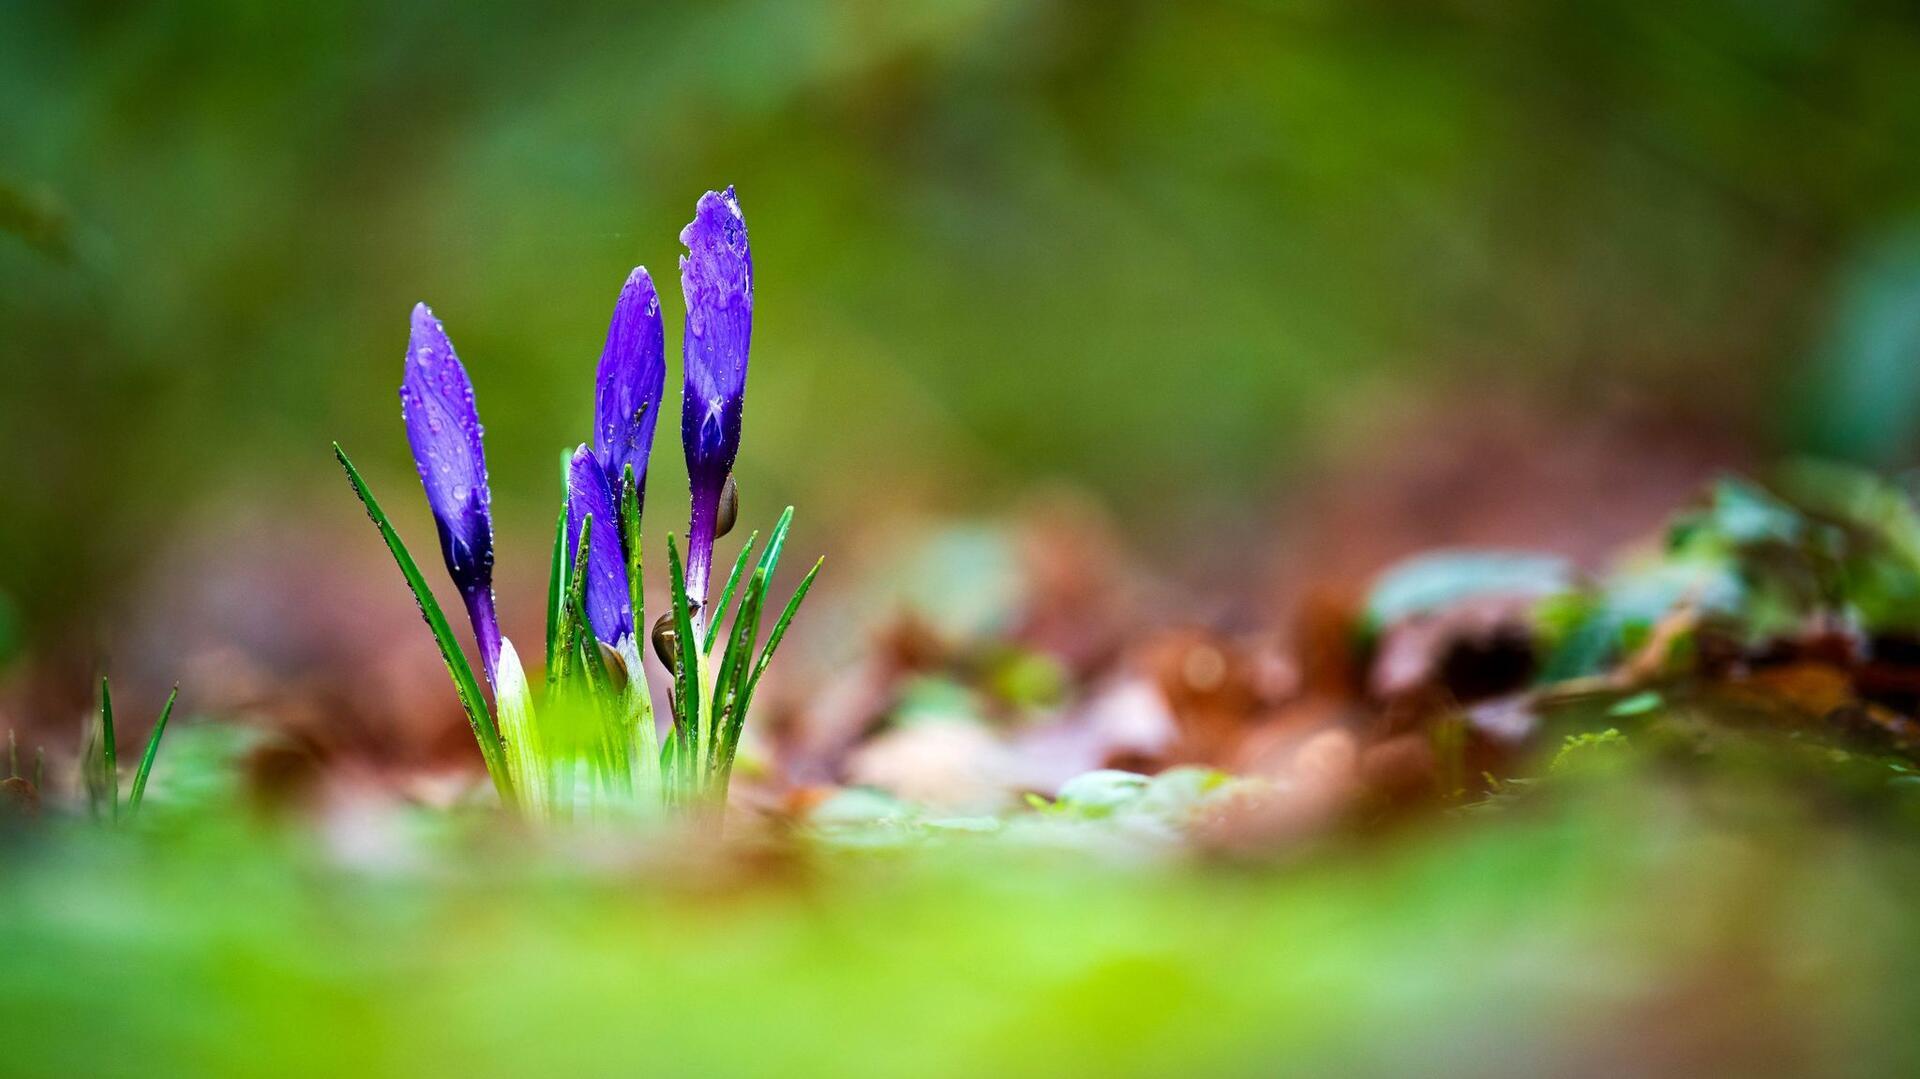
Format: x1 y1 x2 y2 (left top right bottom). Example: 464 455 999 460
710 506 793 680
551 515 593 692
710 509 808 785
568 531 617 708
571 578 626 790
127 684 178 815
741 557 824 708
99 676 118 821
760 506 796 582
659 726 681 807
620 465 644 642
609 398 652 636
702 530 760 654
546 499 568 675
666 534 703 799
721 557 822 784
714 505 795 665
721 533 817 779
711 567 769 778
619 467 660 797
334 443 512 802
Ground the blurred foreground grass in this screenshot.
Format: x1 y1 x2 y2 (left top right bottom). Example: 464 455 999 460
5 733 1920 1076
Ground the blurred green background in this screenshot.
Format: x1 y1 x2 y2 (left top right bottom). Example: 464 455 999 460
6 0 1920 645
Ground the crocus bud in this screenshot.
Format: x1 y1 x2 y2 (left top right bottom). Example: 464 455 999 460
594 267 666 505
679 186 752 606
567 444 634 647
400 303 502 684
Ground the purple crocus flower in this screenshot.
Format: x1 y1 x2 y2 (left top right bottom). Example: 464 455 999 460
399 303 502 684
566 444 633 647
559 267 665 650
594 267 667 505
679 186 753 606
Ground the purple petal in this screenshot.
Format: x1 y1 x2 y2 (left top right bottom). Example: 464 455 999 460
593 267 666 503
567 444 634 646
679 186 752 602
400 302 501 681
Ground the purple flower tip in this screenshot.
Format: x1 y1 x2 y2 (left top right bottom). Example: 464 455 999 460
678 187 753 416
594 267 666 505
567 444 634 646
680 187 753 603
399 302 502 681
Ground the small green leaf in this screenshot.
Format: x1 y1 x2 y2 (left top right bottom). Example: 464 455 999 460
1549 729 1633 775
1701 477 1804 548
334 443 512 802
1608 691 1663 718
127 684 178 814
1054 769 1151 818
1364 550 1572 633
